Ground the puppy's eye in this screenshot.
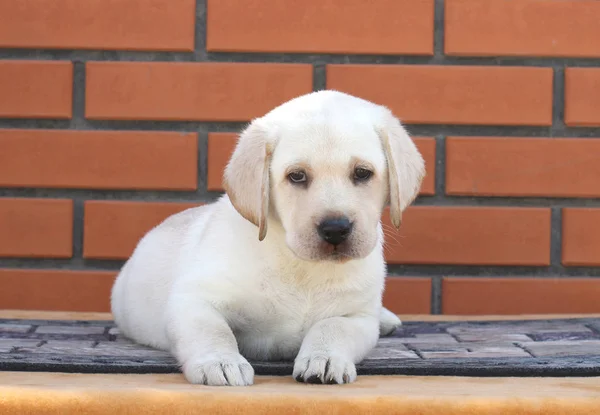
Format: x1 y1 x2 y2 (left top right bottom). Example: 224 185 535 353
354 167 372 182
288 171 307 184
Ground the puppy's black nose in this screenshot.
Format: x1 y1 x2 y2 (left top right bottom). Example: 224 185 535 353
317 217 353 246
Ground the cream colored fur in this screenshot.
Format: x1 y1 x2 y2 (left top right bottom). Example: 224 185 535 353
111 90 425 386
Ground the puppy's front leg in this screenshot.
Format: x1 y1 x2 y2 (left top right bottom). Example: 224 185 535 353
293 314 379 384
167 298 254 386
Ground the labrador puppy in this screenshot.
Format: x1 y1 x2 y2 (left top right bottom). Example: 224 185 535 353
111 90 425 386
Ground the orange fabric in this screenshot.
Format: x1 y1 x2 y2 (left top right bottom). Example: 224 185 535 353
1 372 600 415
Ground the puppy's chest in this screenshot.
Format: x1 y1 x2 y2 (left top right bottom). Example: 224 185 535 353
231 277 360 356
244 282 346 330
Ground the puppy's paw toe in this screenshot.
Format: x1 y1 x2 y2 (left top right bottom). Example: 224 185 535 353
183 354 254 386
293 354 357 385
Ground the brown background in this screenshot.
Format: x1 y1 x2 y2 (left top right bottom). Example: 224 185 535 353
1 0 600 315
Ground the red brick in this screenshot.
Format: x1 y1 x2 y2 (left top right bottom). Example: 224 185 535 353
383 278 431 315
83 201 199 260
207 0 433 55
416 138 436 195
0 198 72 258
445 0 600 58
383 207 551 266
0 61 72 119
0 129 197 190
565 68 600 126
0 0 195 51
207 133 237 192
85 62 313 121
446 137 600 198
0 269 116 312
327 65 553 126
562 209 600 266
207 133 437 195
443 278 600 315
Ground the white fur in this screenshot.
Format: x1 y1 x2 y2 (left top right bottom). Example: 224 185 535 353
111 90 425 386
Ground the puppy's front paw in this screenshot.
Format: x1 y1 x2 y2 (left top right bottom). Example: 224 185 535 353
293 353 357 385
379 307 402 337
183 354 254 386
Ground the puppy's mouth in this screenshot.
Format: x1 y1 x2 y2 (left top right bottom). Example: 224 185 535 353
287 236 365 263
320 242 354 263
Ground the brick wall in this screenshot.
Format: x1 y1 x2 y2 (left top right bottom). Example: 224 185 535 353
1 0 600 315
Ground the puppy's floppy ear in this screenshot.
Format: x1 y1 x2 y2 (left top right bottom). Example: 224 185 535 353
223 119 276 241
377 111 426 230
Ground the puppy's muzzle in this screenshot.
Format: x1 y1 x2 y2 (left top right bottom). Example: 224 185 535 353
317 217 353 246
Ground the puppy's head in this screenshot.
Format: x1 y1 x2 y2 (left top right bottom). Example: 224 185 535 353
223 91 425 262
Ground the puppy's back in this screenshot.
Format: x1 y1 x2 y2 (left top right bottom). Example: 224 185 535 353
110 203 214 349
